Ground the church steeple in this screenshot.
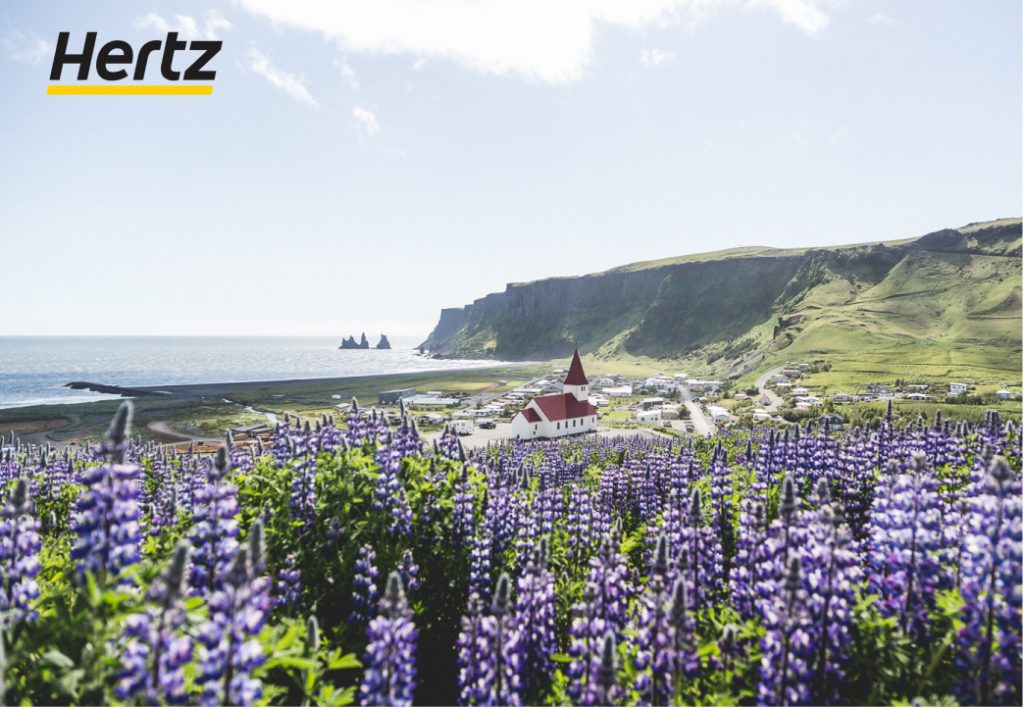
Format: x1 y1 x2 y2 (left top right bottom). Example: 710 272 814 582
563 349 589 400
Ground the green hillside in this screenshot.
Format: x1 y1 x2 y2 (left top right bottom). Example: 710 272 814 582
421 219 1022 389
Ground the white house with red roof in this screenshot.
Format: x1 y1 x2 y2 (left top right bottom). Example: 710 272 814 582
510 350 599 440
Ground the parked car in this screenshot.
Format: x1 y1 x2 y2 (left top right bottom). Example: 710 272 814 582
478 418 497 429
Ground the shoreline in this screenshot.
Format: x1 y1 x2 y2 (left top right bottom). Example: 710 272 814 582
58 361 536 402
0 363 548 446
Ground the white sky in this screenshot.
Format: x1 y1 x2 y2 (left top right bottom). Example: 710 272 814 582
1 0 1020 337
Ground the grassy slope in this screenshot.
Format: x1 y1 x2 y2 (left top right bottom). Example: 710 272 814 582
574 220 1023 395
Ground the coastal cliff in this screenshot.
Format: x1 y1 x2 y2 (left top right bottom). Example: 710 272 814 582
420 219 1023 362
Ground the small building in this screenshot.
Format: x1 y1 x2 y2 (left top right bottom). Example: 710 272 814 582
996 389 1013 400
783 368 802 379
635 409 662 424
406 394 459 407
706 405 731 424
379 387 417 405
641 397 665 410
832 393 853 403
905 392 933 401
603 385 633 398
949 382 968 396
752 409 771 421
510 350 599 440
792 387 810 396
770 374 789 385
689 379 723 393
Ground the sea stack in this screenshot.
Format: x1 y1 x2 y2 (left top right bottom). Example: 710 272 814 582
376 334 391 349
359 332 370 349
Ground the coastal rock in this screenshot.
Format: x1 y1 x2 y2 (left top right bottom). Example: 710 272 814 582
376 334 391 349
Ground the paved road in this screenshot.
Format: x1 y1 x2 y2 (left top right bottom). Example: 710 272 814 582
679 385 715 436
754 366 786 411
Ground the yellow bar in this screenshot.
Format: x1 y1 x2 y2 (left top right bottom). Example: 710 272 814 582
47 84 213 95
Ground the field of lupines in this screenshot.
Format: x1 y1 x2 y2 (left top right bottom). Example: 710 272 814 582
0 399 1020 707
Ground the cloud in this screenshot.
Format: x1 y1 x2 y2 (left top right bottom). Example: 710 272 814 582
248 49 319 107
640 47 675 66
867 12 896 27
132 11 232 41
749 0 829 35
236 0 832 83
352 106 379 137
2 30 51 65
336 58 359 89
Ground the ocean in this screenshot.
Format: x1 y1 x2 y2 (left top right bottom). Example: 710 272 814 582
0 336 502 409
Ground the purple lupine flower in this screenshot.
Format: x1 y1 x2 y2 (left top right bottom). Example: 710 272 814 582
452 464 477 548
757 556 813 706
196 546 271 706
455 574 524 706
468 523 493 603
117 542 193 704
359 572 418 706
289 437 318 527
396 549 420 594
731 501 767 620
868 455 947 639
956 457 1023 706
805 481 861 703
70 402 143 582
274 554 302 611
632 535 675 706
0 478 42 623
515 537 557 696
351 544 379 626
189 447 240 596
567 535 632 705
679 487 723 613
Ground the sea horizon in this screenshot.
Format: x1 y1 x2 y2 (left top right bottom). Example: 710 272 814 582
0 335 508 409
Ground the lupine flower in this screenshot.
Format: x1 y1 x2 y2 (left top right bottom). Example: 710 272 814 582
70 402 143 582
360 572 418 706
567 535 632 705
396 549 420 594
758 556 813 706
515 538 556 697
117 542 193 704
455 574 523 706
351 544 379 626
189 447 240 596
274 554 301 611
0 479 42 623
197 546 271 706
956 457 1023 706
868 455 947 639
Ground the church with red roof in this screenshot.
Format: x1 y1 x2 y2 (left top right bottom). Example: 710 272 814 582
510 350 599 440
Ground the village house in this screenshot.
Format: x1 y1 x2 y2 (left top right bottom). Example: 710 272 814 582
832 393 853 403
948 382 969 396
706 405 731 424
635 409 662 424
510 350 599 440
997 389 1014 401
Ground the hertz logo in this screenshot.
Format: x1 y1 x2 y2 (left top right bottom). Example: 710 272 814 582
48 32 221 95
